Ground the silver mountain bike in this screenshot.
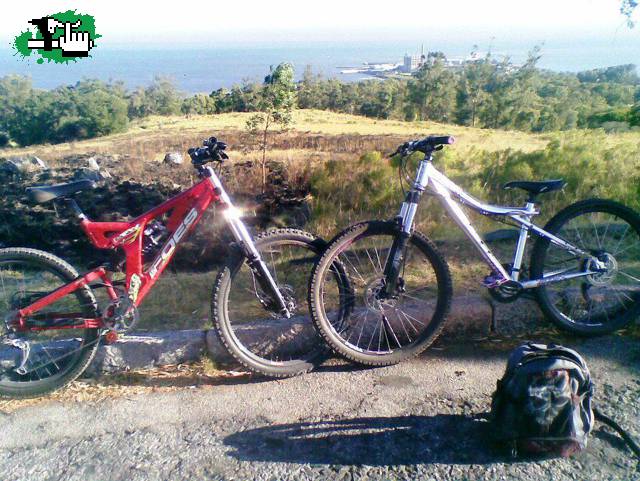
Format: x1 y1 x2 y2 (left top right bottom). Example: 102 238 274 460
308 135 640 366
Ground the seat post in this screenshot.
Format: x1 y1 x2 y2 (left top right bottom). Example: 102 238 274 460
61 198 88 220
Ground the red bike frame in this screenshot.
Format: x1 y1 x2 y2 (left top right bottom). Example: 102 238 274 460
14 174 222 332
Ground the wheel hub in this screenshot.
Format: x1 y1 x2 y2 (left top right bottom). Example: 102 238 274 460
364 278 399 311
259 284 297 319
586 253 618 287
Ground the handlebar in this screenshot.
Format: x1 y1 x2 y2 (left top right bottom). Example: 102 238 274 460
188 136 229 166
391 135 455 157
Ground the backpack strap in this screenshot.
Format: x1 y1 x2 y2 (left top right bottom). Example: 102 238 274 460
594 407 640 460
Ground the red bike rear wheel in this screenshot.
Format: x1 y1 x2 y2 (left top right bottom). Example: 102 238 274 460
0 248 99 398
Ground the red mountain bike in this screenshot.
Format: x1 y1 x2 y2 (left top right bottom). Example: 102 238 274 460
0 137 324 398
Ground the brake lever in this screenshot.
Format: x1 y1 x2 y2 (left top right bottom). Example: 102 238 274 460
389 142 413 158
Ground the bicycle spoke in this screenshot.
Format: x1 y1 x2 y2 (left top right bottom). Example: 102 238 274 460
618 271 640 284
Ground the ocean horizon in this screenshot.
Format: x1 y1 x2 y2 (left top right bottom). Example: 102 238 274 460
1 38 639 93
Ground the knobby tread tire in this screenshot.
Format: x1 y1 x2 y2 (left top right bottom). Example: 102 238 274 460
0 248 99 399
308 221 453 367
211 228 327 378
530 198 640 336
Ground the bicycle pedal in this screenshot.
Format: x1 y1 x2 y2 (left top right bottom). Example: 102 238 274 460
482 274 509 289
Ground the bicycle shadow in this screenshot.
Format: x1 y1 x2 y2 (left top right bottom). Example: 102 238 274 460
223 413 510 466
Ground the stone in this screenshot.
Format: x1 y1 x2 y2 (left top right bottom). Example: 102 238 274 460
163 152 184 165
86 157 101 170
73 167 111 182
86 329 206 376
0 156 48 176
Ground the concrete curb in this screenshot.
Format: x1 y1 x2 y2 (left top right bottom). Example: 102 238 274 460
86 294 545 376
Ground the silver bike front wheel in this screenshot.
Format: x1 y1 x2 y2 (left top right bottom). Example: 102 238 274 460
309 221 452 366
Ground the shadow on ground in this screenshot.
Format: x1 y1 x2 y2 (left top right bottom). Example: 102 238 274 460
223 414 514 466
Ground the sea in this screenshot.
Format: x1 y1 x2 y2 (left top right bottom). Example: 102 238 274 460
1 37 639 93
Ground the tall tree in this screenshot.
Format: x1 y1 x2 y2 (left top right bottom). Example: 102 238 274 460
406 53 456 122
246 63 297 192
456 48 494 127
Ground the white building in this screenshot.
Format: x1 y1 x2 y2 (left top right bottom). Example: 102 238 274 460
402 46 426 73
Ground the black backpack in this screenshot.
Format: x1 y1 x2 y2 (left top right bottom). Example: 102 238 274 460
491 342 640 459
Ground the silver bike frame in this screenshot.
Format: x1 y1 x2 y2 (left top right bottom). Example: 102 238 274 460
397 156 599 289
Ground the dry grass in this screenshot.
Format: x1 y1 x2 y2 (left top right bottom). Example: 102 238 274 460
0 360 250 414
2 109 637 183
0 109 555 162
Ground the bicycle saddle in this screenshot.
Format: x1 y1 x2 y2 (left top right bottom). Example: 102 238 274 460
503 179 566 195
26 179 96 204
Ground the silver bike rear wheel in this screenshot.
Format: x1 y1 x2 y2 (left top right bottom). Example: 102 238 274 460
531 199 640 335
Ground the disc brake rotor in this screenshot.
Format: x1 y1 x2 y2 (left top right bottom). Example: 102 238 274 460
586 253 618 287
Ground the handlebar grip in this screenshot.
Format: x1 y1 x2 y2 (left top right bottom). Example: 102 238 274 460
430 136 455 146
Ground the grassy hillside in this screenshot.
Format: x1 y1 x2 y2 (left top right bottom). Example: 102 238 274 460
0 109 553 161
2 109 639 236
2 110 639 331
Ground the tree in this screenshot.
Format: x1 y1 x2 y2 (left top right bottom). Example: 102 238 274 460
143 76 182 116
181 94 216 116
297 65 323 109
621 0 638 26
406 53 456 122
246 63 297 192
456 48 493 127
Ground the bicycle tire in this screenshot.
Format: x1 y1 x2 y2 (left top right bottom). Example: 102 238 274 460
211 229 328 377
309 221 452 366
0 248 99 399
531 199 640 335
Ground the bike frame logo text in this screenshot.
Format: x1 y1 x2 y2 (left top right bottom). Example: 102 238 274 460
12 10 99 64
148 208 199 279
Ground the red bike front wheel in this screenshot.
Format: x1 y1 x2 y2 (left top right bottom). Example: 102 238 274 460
211 229 330 377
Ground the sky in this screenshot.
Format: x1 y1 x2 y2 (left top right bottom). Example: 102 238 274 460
1 0 638 46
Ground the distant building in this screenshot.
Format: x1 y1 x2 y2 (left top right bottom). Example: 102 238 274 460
401 45 426 73
402 54 420 73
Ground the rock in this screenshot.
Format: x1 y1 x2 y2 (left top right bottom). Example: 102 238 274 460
86 329 206 376
73 167 111 182
0 156 48 176
163 152 183 165
86 157 101 170
205 330 235 363
72 165 112 182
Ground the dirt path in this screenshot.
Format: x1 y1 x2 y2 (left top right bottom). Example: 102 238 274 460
0 335 638 481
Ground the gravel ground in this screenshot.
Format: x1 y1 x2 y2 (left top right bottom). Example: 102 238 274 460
0 335 638 481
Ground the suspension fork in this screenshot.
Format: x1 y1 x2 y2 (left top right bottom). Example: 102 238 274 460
207 168 291 318
381 158 430 297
